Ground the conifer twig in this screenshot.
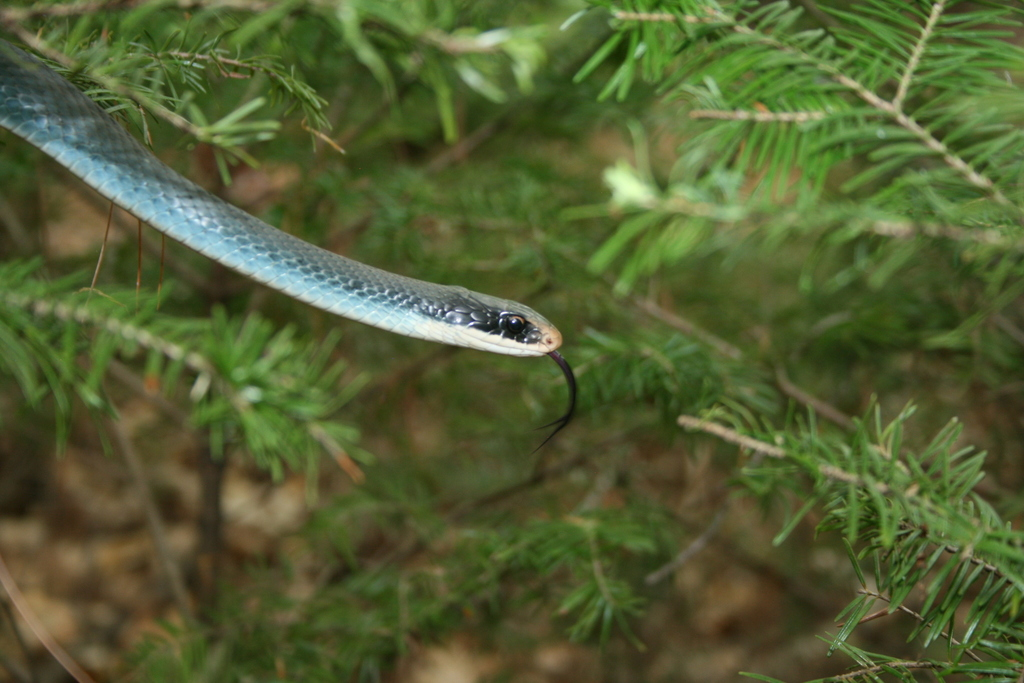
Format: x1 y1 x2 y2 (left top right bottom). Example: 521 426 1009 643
0 0 134 20
894 0 945 112
857 589 983 662
611 10 723 24
689 109 825 123
869 219 1016 246
678 415 895 494
677 415 785 458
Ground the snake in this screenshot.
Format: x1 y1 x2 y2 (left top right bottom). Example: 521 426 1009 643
0 40 574 443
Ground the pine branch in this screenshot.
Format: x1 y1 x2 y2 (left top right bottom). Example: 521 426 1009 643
683 402 1024 668
724 12 1010 204
0 261 362 476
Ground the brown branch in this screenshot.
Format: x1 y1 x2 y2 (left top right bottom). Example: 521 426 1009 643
631 296 743 360
195 445 225 614
993 314 1024 348
0 0 135 20
677 415 894 494
0 597 34 683
677 415 785 458
776 366 855 431
107 418 196 622
827 660 941 682
0 551 97 683
420 29 501 55
645 504 727 585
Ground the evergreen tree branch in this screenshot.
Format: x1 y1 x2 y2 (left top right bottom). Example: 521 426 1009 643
725 18 1011 204
630 295 744 360
0 262 361 476
857 588 983 663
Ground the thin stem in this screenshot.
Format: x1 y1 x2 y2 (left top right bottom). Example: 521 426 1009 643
894 0 945 111
645 505 727 585
195 444 225 614
630 296 743 360
107 417 196 623
677 415 785 458
585 525 615 607
827 660 941 682
611 10 722 24
0 596 35 683
775 366 855 432
858 589 983 663
0 551 97 683
690 109 825 123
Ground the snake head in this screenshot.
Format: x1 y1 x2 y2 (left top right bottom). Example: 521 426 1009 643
432 290 562 357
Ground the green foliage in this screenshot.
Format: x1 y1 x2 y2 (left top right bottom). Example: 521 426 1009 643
738 403 1023 656
0 260 362 478
576 0 1024 292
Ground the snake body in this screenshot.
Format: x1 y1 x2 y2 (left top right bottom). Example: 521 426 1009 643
0 41 563 358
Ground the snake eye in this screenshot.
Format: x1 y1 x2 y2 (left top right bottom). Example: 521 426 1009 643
503 314 527 335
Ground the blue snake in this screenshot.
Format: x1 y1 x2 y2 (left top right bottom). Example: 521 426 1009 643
0 40 574 440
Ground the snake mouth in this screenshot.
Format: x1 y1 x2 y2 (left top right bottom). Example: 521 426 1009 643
537 325 562 353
